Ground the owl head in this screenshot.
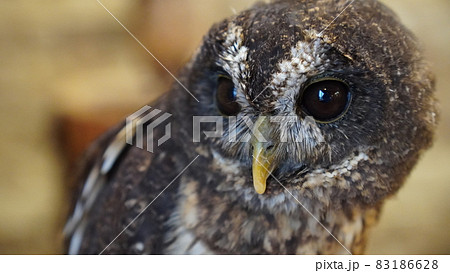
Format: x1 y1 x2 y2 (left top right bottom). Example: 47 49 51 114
175 0 437 212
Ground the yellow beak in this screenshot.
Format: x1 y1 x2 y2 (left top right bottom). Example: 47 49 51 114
251 116 277 194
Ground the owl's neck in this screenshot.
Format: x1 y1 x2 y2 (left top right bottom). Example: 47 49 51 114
165 178 379 254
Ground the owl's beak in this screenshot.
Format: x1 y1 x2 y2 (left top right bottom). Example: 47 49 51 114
251 116 277 194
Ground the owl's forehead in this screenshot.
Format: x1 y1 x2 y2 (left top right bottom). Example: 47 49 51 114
217 15 331 111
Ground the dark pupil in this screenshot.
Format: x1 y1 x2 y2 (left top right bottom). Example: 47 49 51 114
216 77 241 116
301 80 350 121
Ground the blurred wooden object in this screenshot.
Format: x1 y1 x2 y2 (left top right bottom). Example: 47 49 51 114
59 107 133 177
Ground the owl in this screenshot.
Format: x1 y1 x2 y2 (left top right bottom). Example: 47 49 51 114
64 0 437 254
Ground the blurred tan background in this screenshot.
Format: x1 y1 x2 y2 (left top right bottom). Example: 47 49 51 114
0 0 448 254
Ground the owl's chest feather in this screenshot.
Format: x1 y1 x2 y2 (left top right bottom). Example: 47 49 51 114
163 179 375 254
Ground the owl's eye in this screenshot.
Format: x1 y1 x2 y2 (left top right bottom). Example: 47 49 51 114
216 76 241 116
299 78 351 122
